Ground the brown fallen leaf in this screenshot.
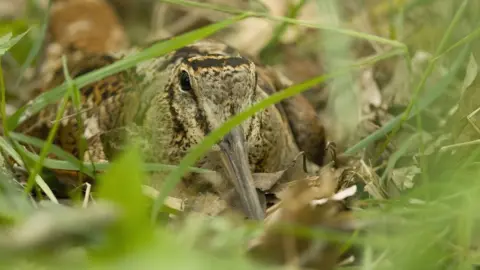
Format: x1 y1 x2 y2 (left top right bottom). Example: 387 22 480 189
248 168 361 270
38 0 129 88
176 152 311 218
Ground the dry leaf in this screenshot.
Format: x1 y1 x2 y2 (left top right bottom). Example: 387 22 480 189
248 170 361 269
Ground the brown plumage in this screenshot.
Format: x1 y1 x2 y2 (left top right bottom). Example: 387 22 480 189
14 0 327 220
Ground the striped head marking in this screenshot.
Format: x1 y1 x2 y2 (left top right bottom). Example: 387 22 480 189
163 53 265 219
166 54 258 141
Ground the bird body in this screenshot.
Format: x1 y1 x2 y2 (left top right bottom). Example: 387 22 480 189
20 40 300 166
16 8 325 217
15 39 326 219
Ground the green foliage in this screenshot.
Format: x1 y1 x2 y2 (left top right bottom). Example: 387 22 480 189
0 27 30 57
14 0 52 88
151 50 401 221
259 0 308 64
0 22 33 63
1 0 480 269
7 13 248 130
94 143 152 257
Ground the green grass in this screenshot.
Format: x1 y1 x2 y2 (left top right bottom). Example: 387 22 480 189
1 0 480 269
150 48 404 221
6 13 249 130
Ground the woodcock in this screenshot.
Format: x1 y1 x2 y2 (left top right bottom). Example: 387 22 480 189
14 0 327 220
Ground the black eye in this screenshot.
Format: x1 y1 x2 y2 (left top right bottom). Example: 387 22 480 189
179 70 192 91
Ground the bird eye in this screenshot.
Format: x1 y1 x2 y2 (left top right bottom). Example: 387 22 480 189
179 70 192 91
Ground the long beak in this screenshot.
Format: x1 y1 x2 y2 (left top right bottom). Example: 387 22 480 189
218 126 265 220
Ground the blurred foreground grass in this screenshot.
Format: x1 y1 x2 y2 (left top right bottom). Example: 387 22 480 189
1 0 480 269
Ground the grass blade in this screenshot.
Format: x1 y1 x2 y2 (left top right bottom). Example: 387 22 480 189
61 55 89 183
15 148 212 175
259 0 307 63
434 26 480 61
0 57 7 136
14 0 52 88
0 137 58 203
96 143 151 253
0 137 24 166
0 30 57 202
9 132 96 178
159 0 406 49
0 30 30 136
8 13 249 130
150 49 401 221
0 30 31 56
23 88 70 194
376 0 470 157
346 45 470 155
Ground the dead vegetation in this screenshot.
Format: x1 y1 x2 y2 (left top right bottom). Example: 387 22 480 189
1 0 480 269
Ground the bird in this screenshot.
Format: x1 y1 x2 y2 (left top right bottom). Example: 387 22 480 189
12 1 327 221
